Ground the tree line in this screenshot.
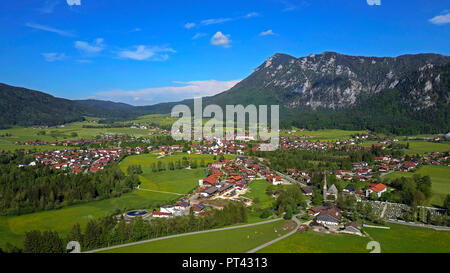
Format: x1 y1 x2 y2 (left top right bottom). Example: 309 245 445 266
0 152 139 216
1 201 247 253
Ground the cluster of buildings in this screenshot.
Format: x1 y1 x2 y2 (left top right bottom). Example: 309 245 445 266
22 148 126 174
16 135 126 147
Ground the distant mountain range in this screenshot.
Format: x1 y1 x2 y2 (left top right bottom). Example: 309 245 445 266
0 51 449 134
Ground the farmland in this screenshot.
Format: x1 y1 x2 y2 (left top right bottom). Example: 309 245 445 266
257 223 450 253
243 179 274 210
100 220 294 253
120 153 235 194
382 165 450 206
280 129 366 141
0 190 178 249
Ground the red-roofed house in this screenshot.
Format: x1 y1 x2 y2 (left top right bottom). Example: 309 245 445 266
366 183 387 198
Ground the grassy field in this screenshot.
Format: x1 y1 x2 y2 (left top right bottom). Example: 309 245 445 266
258 230 370 253
0 120 156 152
382 165 450 206
101 220 294 253
0 190 178 249
243 179 274 210
258 223 450 253
120 153 235 194
0 152 234 249
280 129 366 141
365 223 450 253
396 141 450 155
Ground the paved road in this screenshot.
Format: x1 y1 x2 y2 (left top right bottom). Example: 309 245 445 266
84 217 283 253
247 215 301 253
386 220 450 231
274 170 307 188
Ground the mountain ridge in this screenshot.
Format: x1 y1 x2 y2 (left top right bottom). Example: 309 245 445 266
0 51 448 134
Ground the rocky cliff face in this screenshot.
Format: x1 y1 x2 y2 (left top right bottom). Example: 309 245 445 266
223 51 449 110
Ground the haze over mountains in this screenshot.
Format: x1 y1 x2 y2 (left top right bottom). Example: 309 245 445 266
1 52 449 134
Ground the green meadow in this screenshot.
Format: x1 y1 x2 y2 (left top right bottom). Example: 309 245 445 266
397 140 450 155
258 223 450 253
101 220 294 253
243 179 274 210
257 230 370 253
0 121 155 152
280 129 366 141
382 165 450 207
120 153 235 194
0 190 178 249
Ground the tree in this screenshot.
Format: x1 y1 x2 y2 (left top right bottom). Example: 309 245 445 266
444 195 450 215
284 204 293 220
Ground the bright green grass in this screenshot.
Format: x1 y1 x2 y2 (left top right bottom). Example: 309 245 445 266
119 153 234 173
365 223 450 253
397 141 450 155
280 129 366 141
382 165 450 206
120 153 234 194
101 220 294 253
0 120 155 152
257 230 370 253
0 190 177 249
243 179 274 210
258 223 450 253
139 169 205 194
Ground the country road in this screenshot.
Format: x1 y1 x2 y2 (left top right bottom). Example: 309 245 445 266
247 215 301 253
84 217 284 253
275 170 307 187
385 220 450 231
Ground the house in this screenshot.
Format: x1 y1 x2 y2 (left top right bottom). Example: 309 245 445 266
343 184 355 194
316 207 342 226
301 186 313 196
193 203 206 211
308 205 327 216
365 183 387 198
201 186 218 197
152 211 173 218
342 221 362 235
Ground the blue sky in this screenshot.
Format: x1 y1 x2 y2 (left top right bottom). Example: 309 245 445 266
0 0 449 105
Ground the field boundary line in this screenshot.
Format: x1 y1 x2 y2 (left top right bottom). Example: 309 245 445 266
247 215 301 253
84 217 283 253
137 187 185 196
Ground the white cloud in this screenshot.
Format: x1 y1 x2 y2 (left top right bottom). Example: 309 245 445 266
117 45 176 61
429 12 450 25
67 0 81 6
74 38 105 54
201 18 233 26
210 32 231 48
42 53 66 62
366 0 381 6
95 79 241 105
244 12 259 18
184 22 196 29
186 12 259 29
192 33 207 39
25 23 75 37
260 29 276 36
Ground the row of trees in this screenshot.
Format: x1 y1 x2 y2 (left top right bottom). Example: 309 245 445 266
256 146 400 173
6 201 248 253
151 158 207 172
0 152 139 216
